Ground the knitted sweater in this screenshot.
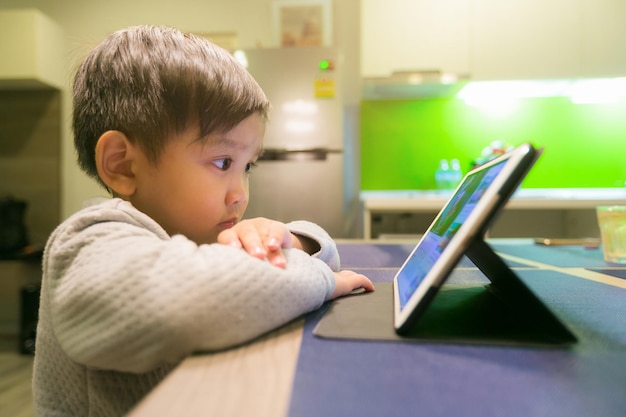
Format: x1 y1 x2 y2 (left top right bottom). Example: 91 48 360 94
32 198 339 416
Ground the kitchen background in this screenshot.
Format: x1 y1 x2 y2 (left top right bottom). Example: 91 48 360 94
1 0 626 245
0 0 363 244
1 0 626 349
361 96 626 191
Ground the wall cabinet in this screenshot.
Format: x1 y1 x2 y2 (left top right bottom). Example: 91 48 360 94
580 0 626 77
470 0 581 80
0 9 64 90
361 0 471 78
361 0 626 81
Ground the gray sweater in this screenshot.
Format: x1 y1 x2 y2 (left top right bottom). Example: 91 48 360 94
32 198 339 416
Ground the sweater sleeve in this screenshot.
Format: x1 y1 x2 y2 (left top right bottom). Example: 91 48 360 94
44 200 336 374
287 220 341 271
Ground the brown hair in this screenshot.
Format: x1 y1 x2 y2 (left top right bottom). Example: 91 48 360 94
72 25 270 188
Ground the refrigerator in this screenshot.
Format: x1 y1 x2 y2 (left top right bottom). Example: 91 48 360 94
241 47 348 237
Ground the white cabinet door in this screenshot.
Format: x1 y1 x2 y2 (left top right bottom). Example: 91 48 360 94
580 0 626 77
0 9 64 89
361 0 471 78
361 0 626 82
470 0 582 80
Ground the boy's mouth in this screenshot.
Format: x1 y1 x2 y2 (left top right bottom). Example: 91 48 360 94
217 217 238 229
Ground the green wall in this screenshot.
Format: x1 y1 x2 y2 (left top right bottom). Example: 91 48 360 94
360 96 626 190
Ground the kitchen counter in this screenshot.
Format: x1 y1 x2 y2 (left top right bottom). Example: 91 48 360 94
361 188 626 239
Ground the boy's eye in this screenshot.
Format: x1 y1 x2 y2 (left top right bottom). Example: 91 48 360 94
213 158 233 171
245 162 257 174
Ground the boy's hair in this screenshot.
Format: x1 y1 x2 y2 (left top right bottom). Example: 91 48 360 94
72 25 270 188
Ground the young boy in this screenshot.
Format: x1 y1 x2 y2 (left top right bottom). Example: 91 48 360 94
32 25 373 417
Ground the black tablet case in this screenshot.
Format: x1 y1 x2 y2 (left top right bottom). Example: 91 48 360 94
314 239 577 347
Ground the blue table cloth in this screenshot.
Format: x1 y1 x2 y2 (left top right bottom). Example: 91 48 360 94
288 242 626 417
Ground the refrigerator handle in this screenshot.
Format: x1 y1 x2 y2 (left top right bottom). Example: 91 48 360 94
258 148 342 161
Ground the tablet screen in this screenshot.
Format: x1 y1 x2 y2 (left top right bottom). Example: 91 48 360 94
396 158 507 309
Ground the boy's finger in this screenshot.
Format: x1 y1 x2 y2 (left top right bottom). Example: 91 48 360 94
266 221 292 250
267 249 287 268
216 229 241 248
235 223 268 259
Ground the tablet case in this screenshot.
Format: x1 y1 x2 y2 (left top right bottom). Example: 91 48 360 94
314 239 577 347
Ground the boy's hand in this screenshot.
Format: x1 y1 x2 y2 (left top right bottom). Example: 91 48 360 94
217 218 292 267
330 270 375 300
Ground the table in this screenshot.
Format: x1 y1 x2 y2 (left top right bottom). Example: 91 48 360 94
128 240 626 417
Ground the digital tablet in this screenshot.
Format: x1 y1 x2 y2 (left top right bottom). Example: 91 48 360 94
393 142 541 334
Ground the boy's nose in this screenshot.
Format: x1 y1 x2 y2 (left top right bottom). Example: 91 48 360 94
226 177 248 206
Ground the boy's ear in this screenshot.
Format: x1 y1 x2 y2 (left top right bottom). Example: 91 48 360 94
95 131 138 197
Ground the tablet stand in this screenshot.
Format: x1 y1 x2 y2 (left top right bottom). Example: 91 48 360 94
462 238 577 345
314 239 577 347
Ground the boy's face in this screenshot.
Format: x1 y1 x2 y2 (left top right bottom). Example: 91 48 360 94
129 113 264 245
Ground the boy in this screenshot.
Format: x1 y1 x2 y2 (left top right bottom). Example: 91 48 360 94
32 25 373 417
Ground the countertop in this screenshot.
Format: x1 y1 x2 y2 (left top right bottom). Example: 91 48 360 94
360 188 626 239
361 188 626 211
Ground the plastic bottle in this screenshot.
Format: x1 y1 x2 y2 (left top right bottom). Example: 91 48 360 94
435 159 450 190
449 159 462 189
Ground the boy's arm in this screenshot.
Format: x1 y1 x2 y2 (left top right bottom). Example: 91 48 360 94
45 217 336 374
217 218 341 271
43 200 363 376
47 231 335 372
286 220 340 271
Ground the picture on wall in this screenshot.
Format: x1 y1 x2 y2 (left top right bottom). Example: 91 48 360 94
273 0 332 47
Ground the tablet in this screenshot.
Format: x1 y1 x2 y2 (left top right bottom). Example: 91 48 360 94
393 142 540 334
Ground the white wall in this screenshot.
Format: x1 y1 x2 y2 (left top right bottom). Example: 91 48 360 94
0 0 360 219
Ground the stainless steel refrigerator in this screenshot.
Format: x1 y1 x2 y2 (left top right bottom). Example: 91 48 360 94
241 47 347 237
